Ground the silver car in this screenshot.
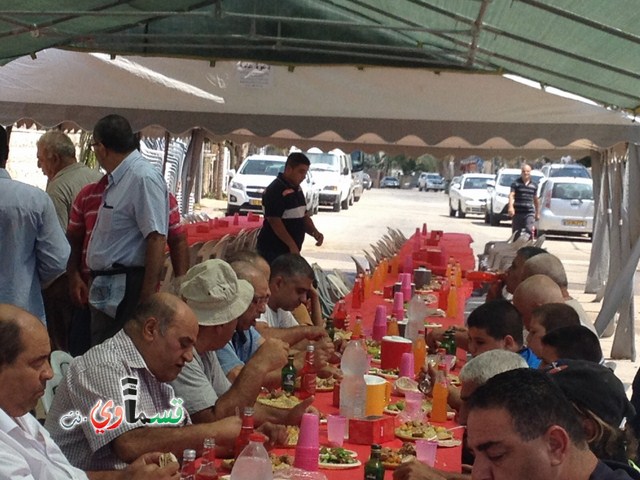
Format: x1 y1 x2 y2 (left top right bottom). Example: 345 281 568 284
537 177 593 237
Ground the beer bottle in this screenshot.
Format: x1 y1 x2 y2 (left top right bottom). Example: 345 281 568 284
281 354 297 394
364 444 384 480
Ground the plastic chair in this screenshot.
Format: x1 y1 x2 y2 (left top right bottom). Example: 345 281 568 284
50 350 73 377
210 234 232 260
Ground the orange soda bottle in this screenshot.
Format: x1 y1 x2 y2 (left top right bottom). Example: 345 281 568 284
430 363 449 422
413 329 427 375
387 314 400 336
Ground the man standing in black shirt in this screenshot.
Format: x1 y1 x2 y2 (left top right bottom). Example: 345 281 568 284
257 152 324 264
508 163 539 239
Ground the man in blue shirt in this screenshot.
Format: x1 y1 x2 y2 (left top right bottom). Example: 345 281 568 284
86 115 169 345
0 126 69 322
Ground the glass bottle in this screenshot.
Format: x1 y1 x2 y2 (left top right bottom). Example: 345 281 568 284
281 354 297 394
333 299 347 329
430 363 449 423
234 406 255 458
352 278 362 309
413 329 427 375
325 317 335 341
180 449 196 480
299 345 317 400
364 444 384 480
387 314 399 336
352 315 363 338
196 438 218 480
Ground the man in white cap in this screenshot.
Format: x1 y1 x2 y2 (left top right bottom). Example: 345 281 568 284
172 259 313 427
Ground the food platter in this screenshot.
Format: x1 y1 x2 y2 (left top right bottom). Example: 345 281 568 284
379 443 416 469
395 421 461 447
257 391 302 409
318 447 360 469
368 367 399 380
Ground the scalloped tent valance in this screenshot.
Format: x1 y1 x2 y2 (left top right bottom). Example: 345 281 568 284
1 49 638 156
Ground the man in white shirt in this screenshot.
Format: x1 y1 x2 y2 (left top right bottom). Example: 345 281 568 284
0 303 178 479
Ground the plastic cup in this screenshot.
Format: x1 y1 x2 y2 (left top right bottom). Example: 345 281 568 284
416 439 438 466
372 305 387 341
297 412 319 448
393 291 404 317
399 352 415 379
327 414 347 447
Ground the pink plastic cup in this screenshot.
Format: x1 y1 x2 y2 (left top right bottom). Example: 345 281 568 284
327 414 347 447
399 352 415 379
416 439 438 466
297 412 319 448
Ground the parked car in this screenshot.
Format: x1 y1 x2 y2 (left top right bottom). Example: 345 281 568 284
226 154 319 215
448 173 494 218
485 168 544 226
380 176 400 188
362 172 372 190
537 177 594 238
306 149 354 212
417 172 446 192
444 176 459 195
541 163 591 179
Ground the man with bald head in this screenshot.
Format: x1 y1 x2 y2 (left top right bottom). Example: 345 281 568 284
0 304 178 479
46 293 242 471
522 253 595 332
512 274 565 330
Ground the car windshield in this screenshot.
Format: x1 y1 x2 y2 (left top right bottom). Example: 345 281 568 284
549 166 590 178
239 159 284 176
306 153 340 172
498 173 544 187
552 183 593 200
463 177 490 189
427 174 442 180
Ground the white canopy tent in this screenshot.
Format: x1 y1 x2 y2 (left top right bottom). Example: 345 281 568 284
0 49 637 157
0 49 638 358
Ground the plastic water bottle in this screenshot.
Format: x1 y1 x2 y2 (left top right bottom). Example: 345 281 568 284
230 433 273 480
339 335 368 419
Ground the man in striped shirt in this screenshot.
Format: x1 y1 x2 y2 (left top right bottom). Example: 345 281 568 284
508 163 540 239
256 152 324 264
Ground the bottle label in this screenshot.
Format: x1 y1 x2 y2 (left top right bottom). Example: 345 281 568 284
282 373 296 393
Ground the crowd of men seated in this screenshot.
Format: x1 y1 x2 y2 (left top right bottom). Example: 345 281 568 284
0 117 638 480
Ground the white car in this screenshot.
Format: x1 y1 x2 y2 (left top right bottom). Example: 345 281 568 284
448 173 494 218
226 154 319 215
485 168 544 226
537 177 594 238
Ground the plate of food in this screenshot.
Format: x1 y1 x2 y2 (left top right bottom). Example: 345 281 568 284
395 421 461 447
220 453 294 472
257 391 302 409
365 340 381 363
379 443 416 469
369 367 399 380
318 447 360 469
424 321 443 329
383 399 433 415
315 376 337 392
333 329 353 341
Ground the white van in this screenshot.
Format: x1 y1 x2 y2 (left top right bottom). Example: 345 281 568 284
305 149 354 212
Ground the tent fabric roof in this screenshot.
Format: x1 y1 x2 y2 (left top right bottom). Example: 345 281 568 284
1 49 637 156
1 1 640 114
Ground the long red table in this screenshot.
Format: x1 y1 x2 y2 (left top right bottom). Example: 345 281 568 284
184 213 263 245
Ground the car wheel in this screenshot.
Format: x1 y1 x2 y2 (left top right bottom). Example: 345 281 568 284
484 211 490 224
489 210 500 226
333 198 341 212
314 203 319 215
458 201 466 218
341 196 349 210
449 202 456 217
348 194 354 206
